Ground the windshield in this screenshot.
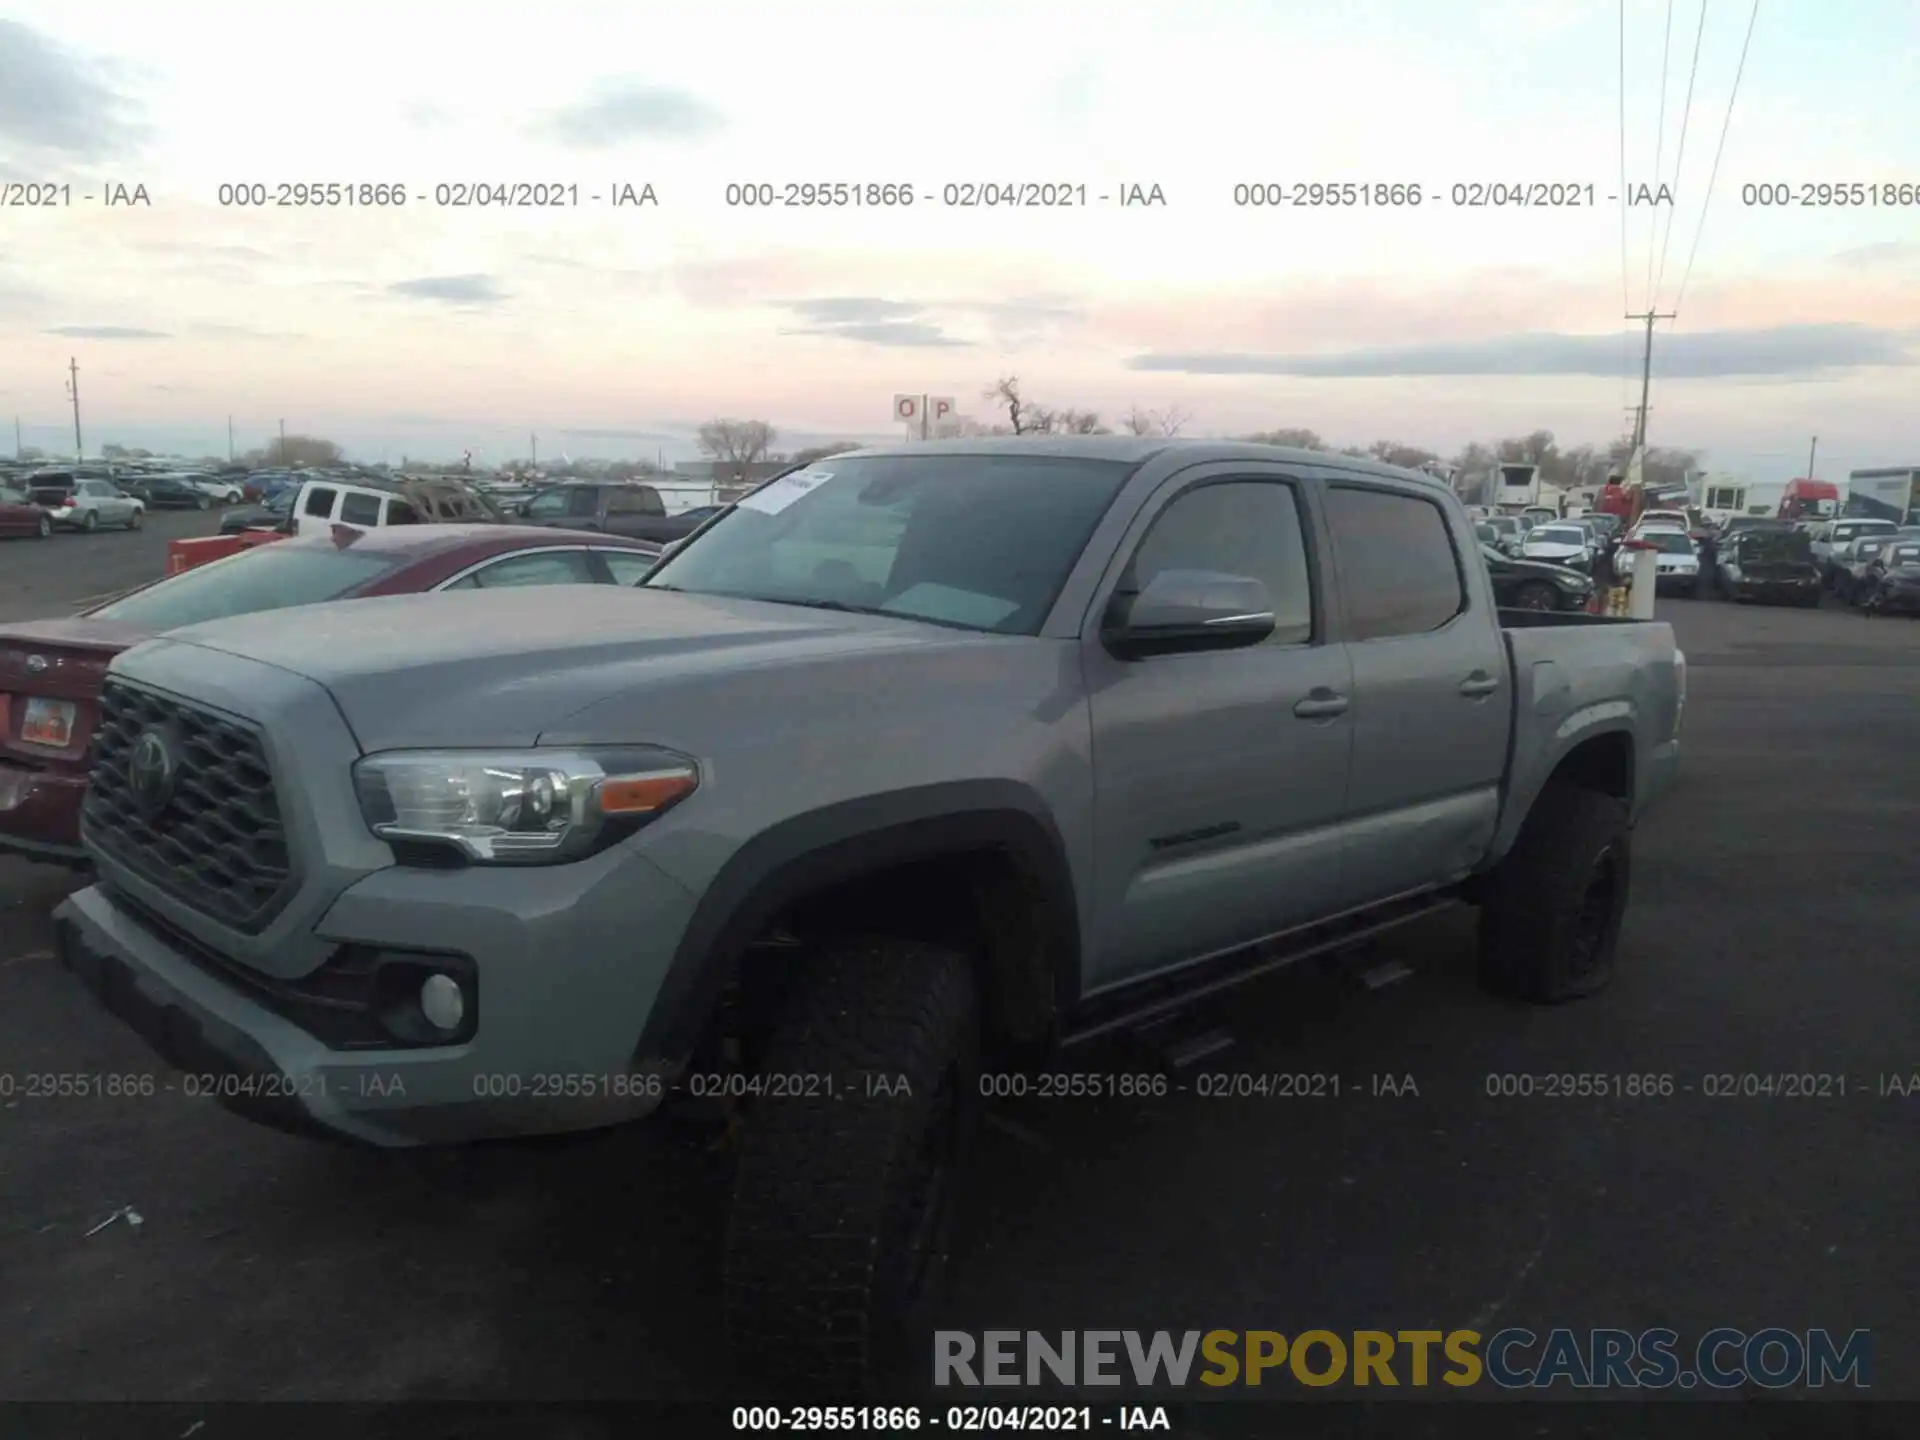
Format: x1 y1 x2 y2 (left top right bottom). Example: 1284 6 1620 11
1735 530 1814 561
87 544 400 627
1886 545 1920 566
642 454 1136 633
1533 527 1585 545
1648 532 1695 554
1837 522 1895 541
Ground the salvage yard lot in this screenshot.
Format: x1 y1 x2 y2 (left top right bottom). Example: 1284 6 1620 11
1 555 1917 1403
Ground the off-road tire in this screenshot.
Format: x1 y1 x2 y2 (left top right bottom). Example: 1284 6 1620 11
1477 780 1631 1003
723 935 981 1395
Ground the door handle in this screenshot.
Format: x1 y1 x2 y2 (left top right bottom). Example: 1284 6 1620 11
1293 689 1349 719
1459 672 1500 698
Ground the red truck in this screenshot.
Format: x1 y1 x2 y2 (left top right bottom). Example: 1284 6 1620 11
1778 478 1839 522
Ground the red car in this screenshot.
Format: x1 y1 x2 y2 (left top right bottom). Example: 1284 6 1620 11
0 482 54 539
0 523 662 864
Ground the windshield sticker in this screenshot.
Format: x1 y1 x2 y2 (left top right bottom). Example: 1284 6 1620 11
881 584 1021 629
739 470 832 516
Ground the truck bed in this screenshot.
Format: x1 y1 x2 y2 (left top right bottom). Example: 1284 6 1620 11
1491 609 1683 860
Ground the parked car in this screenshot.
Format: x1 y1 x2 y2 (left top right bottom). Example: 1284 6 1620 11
0 484 54 539
1713 526 1823 606
1833 535 1901 604
1809 518 1899 583
0 524 662 865
1480 543 1595 611
513 481 710 544
186 474 247 504
28 473 144 532
52 437 1683 1390
1482 514 1525 556
290 475 503 536
1854 541 1920 615
125 474 218 510
219 489 298 535
1520 522 1595 570
1614 529 1701 594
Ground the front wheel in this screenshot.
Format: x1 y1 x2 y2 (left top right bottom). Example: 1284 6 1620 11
127 507 142 529
81 509 98 532
1477 780 1632 1003
1514 581 1559 611
36 513 52 538
724 935 981 1394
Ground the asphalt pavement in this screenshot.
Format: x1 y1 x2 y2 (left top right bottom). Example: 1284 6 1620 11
0 509 228 624
0 556 1916 1409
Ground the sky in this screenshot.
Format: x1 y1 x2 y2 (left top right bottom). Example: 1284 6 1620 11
1 0 1917 477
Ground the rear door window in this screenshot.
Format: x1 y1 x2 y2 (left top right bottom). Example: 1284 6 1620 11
338 492 383 526
1325 485 1467 642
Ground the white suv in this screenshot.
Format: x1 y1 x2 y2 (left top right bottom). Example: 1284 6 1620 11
289 477 498 536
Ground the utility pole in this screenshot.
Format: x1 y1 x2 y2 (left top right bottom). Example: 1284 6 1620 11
13 416 20 459
530 432 537 468
1805 435 1818 481
66 357 83 461
1625 311 1676 456
278 417 286 465
227 415 235 462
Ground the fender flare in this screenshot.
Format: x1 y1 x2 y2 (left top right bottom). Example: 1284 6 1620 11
633 781 1081 1067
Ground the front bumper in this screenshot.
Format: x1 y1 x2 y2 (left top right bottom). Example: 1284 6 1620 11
0 762 87 863
1731 579 1821 604
55 846 703 1148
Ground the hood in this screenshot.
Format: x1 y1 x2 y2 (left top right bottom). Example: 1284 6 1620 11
143 585 996 751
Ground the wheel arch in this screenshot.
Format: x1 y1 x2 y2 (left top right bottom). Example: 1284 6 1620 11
633 781 1083 1070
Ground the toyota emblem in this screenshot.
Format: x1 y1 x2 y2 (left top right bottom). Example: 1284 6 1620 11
25 654 48 674
127 728 179 820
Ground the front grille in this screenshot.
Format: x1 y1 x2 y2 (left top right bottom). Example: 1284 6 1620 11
84 679 297 932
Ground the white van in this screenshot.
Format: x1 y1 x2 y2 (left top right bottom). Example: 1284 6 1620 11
290 477 498 537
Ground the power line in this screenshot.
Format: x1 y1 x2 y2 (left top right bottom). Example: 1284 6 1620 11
1654 0 1710 301
1673 0 1761 319
1645 0 1676 308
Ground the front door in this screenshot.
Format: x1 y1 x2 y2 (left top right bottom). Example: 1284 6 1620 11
1082 466 1354 993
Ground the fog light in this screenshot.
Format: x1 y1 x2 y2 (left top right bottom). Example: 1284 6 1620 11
420 973 465 1032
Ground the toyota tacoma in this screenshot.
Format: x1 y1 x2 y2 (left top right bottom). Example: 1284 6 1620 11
54 438 1684 1391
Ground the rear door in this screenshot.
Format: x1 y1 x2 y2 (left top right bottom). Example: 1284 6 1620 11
336 490 385 530
295 484 339 536
1319 477 1510 907
1082 463 1354 991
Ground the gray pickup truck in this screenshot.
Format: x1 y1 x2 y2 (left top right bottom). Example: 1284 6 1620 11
55 438 1683 1389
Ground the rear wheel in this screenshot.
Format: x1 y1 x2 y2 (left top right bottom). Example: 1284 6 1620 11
1514 581 1558 611
36 513 51 538
724 935 981 1394
1478 780 1631 1003
196 494 210 510
81 509 98 532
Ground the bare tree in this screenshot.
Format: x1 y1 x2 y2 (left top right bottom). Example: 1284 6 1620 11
241 434 344 468
1241 427 1325 450
1054 408 1110 435
1122 405 1191 437
696 418 779 464
987 376 1056 435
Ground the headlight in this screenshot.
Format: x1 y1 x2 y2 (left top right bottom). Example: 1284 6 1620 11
352 747 698 865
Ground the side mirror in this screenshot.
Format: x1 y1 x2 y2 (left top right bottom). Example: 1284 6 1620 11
1104 569 1276 659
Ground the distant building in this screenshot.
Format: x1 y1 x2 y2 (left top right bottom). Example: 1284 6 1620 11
674 458 791 488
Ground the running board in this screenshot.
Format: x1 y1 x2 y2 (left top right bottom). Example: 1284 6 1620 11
1060 890 1458 1050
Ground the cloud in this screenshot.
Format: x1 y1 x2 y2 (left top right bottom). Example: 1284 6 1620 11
553 426 683 442
1127 325 1919 380
406 103 448 128
778 297 970 348
0 21 147 160
388 274 507 304
45 325 169 339
1833 242 1920 270
535 80 725 148
190 322 303 339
